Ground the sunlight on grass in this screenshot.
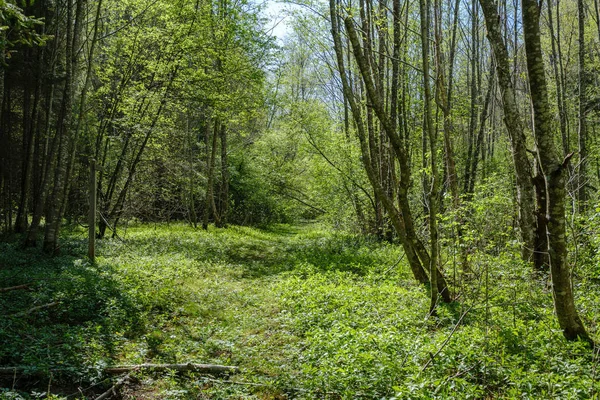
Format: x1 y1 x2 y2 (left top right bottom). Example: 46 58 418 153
1 223 599 399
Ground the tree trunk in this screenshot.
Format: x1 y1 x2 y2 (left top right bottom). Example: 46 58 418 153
26 15 59 248
340 10 451 301
479 0 536 265
43 0 77 254
547 0 569 158
204 117 221 229
435 0 460 209
330 0 428 285
218 123 228 227
419 0 441 313
467 65 494 196
15 57 35 234
521 0 591 343
464 0 479 195
110 75 176 235
577 0 587 210
202 116 211 230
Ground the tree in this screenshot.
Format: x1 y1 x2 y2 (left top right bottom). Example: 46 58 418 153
478 0 538 267
419 0 441 313
577 0 588 209
330 0 451 301
521 0 590 343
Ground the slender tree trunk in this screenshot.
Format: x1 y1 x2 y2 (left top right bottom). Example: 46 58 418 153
555 0 569 153
595 0 600 42
202 119 210 229
438 0 460 209
218 123 228 227
330 0 428 284
464 0 479 194
187 115 198 228
532 159 549 269
577 0 587 210
467 65 494 196
110 72 177 235
204 117 220 229
547 0 569 157
26 15 59 247
342 11 451 301
432 0 469 277
43 0 77 254
479 0 536 265
15 59 35 234
22 46 44 235
0 70 11 232
419 0 441 313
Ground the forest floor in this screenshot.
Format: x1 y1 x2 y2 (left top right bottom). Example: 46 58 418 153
1 223 599 399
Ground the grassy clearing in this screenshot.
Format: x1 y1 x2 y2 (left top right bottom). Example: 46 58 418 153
1 223 599 399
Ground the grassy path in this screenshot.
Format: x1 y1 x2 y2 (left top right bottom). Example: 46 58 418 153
102 223 411 398
1 223 599 399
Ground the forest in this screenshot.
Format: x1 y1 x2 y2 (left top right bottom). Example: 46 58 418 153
1 0 600 397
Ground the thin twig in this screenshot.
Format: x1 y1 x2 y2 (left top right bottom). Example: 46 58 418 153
421 306 473 371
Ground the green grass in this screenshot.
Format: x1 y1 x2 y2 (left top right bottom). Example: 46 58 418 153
1 222 599 399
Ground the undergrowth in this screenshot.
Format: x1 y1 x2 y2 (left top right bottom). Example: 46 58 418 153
0 222 599 399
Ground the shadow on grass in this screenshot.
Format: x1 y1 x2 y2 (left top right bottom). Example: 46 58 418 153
0 223 401 394
0 239 143 393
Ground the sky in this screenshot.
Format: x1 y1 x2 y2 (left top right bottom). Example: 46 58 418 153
263 0 292 42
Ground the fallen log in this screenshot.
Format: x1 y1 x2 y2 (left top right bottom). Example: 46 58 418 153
0 363 238 376
12 301 59 317
103 363 238 375
0 284 30 293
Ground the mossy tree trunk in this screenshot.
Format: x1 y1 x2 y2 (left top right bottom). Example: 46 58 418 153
521 0 591 343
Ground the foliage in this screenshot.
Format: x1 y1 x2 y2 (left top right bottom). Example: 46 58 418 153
1 222 599 398
0 0 48 63
228 149 293 225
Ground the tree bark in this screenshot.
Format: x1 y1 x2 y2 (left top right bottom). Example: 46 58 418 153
547 0 569 158
43 0 77 254
467 65 494 196
419 0 442 313
218 122 228 227
25 14 60 248
104 363 238 375
340 9 451 301
204 117 221 229
577 0 587 210
329 0 429 285
479 0 537 265
434 0 460 209
464 0 480 195
521 0 591 343
15 57 35 234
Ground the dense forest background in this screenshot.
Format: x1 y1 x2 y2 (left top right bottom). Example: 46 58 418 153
2 0 600 397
